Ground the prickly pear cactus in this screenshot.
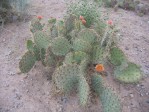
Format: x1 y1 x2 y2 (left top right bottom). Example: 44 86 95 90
51 25 58 38
77 29 98 44
65 14 77 33
53 64 80 93
100 87 121 112
30 18 43 33
45 47 56 67
92 45 104 64
34 31 51 49
109 47 126 66
91 74 121 112
73 39 92 53
78 75 90 106
51 37 71 56
27 40 34 52
19 51 36 73
114 62 142 83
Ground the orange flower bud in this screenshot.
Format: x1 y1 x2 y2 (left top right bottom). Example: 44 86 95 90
82 19 86 25
107 20 113 25
95 64 105 72
80 15 84 20
37 15 43 20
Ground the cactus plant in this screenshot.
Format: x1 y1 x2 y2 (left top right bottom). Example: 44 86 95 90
92 45 104 64
51 25 58 38
78 75 90 106
53 64 80 93
19 51 36 73
51 37 71 56
109 47 126 66
34 31 51 49
114 62 142 83
65 14 77 33
45 46 56 67
91 74 121 112
73 39 92 53
77 29 99 44
30 18 44 33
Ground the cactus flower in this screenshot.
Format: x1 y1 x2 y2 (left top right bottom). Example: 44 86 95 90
80 15 84 20
82 19 86 25
95 64 105 72
107 20 113 25
37 15 43 20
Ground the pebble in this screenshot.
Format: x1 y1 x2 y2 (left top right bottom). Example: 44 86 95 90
125 46 129 50
3 38 6 42
140 93 144 97
130 93 134 98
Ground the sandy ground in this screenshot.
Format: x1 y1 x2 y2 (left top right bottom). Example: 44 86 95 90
0 0 149 112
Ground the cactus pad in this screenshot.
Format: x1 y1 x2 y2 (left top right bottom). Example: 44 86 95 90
91 74 121 112
73 39 92 53
110 47 126 66
51 25 58 38
64 51 89 64
65 14 76 33
45 47 56 67
53 64 80 93
92 45 104 64
27 40 34 52
30 18 43 33
19 51 36 73
114 62 142 83
78 29 98 44
91 73 104 94
51 37 71 56
34 31 51 49
78 75 90 106
100 87 121 112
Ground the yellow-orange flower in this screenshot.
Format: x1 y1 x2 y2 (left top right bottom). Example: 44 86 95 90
95 64 105 72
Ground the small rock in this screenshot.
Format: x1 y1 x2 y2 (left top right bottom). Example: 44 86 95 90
125 46 129 50
3 38 6 42
130 93 134 98
146 93 149 95
140 93 143 97
26 90 29 93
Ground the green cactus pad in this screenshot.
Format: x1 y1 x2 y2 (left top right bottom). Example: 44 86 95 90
110 47 126 66
30 18 43 33
51 37 71 56
91 73 104 94
33 45 41 61
64 51 89 64
78 29 98 44
40 48 46 66
92 45 104 64
73 39 92 53
100 87 121 112
53 64 80 93
114 62 142 83
65 14 77 33
19 51 36 73
91 74 121 112
63 52 74 64
51 25 58 38
57 20 66 36
27 40 34 52
78 75 90 106
45 47 56 67
34 31 51 49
